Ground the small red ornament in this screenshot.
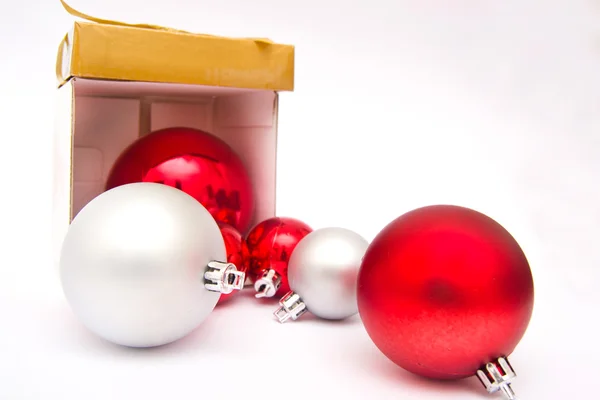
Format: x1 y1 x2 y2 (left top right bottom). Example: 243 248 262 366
217 222 246 304
105 127 255 233
243 217 313 299
357 205 534 399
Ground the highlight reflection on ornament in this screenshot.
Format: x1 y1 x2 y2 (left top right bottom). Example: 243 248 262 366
243 217 312 299
105 127 255 233
357 204 534 399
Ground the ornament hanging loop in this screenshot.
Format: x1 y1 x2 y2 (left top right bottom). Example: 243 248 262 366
476 357 518 400
204 261 245 294
254 269 282 298
274 291 307 323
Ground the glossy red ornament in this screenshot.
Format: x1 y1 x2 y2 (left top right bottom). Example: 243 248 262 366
357 205 534 381
217 222 246 304
105 127 255 233
243 217 313 298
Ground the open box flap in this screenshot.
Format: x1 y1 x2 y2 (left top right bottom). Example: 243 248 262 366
56 0 295 91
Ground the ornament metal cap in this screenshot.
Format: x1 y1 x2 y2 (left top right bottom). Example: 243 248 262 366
476 357 518 400
204 261 245 294
273 291 307 323
254 269 282 298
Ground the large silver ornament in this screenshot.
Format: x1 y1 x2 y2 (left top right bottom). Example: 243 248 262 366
274 227 369 323
59 183 245 348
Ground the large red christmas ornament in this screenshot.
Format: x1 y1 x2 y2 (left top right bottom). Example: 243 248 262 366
357 205 534 399
243 217 313 299
105 127 255 233
217 222 246 304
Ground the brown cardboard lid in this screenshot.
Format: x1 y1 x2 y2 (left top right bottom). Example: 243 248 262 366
56 0 294 91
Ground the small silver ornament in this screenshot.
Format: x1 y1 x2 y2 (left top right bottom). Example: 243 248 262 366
274 227 369 323
59 183 244 348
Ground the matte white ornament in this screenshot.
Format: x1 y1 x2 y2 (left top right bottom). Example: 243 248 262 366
274 227 369 323
59 183 244 347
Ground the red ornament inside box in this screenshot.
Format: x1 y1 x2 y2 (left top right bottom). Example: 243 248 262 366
61 79 281 234
52 78 285 272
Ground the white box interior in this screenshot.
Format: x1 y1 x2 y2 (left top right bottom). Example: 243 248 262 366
68 77 278 231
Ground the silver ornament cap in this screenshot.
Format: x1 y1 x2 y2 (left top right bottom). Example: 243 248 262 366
274 227 369 323
253 269 282 298
477 357 518 400
204 261 245 294
59 183 243 348
274 291 307 323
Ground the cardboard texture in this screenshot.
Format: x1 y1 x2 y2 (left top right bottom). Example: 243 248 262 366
56 1 295 90
52 1 294 268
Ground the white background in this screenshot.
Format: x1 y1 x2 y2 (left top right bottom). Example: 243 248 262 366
1 0 598 399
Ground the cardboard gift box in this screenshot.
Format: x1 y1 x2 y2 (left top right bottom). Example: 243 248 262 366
52 2 295 267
